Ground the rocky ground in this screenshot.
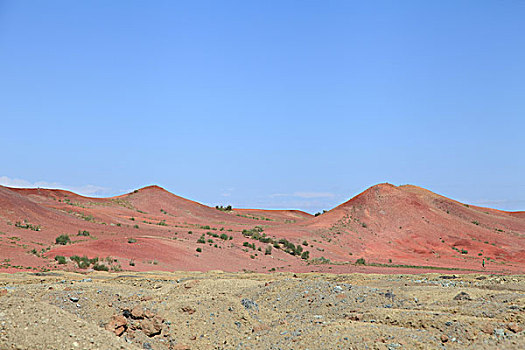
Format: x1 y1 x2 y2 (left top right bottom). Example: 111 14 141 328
0 271 523 350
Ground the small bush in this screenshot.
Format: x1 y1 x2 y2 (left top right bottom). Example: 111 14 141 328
54 255 67 264
129 259 135 266
197 235 206 244
128 238 137 243
93 263 109 271
265 245 272 255
301 251 310 260
302 240 309 246
55 234 71 245
77 230 90 236
220 233 229 240
356 257 366 265
196 247 202 253
133 224 139 229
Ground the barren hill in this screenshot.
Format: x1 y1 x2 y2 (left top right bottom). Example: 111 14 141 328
0 183 523 274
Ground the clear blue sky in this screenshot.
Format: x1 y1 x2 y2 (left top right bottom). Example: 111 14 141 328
1 1 524 212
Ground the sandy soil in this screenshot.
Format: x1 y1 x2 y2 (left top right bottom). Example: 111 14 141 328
0 271 523 349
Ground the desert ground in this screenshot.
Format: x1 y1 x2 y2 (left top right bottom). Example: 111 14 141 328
0 270 524 349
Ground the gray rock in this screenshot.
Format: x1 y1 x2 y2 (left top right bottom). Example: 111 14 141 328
241 298 259 311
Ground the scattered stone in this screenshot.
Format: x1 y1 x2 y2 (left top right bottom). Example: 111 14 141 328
440 334 448 343
252 324 270 333
131 306 144 319
440 275 457 279
241 298 258 311
453 292 472 301
69 296 79 303
494 328 506 338
480 324 494 334
181 306 195 315
507 322 523 333
105 315 127 336
333 286 343 293
142 342 152 350
140 315 164 337
144 310 155 319
172 345 190 350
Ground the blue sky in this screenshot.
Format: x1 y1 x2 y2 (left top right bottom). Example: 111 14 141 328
1 1 524 212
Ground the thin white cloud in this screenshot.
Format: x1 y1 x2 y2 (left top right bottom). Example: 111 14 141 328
270 191 335 199
470 198 525 210
0 176 110 197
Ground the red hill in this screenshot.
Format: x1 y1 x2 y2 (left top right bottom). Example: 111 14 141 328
0 183 523 274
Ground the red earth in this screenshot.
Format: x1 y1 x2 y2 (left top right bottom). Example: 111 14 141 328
0 183 523 274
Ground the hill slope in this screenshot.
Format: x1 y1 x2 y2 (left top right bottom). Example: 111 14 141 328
0 183 523 274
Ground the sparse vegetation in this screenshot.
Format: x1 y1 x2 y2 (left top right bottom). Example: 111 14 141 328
128 238 137 243
55 234 71 245
15 221 41 231
215 205 232 212
54 255 67 264
356 257 366 265
93 263 109 271
77 230 90 236
196 247 202 253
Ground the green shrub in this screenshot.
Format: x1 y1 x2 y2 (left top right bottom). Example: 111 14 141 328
219 233 229 240
54 255 67 264
133 224 139 229
93 263 109 271
197 235 206 244
265 245 272 255
215 205 232 212
128 238 137 243
196 247 202 253
301 251 310 260
302 240 309 246
77 230 90 236
55 234 71 245
356 257 366 265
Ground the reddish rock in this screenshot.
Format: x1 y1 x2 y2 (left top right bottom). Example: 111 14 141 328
140 315 164 337
144 309 155 319
507 322 523 333
172 345 190 350
481 324 494 334
181 306 195 315
105 315 127 336
346 313 364 321
252 324 270 333
131 306 144 319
